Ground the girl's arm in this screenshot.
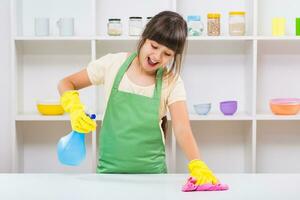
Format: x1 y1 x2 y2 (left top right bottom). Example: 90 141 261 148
168 101 200 160
169 101 218 185
58 69 92 95
58 68 96 133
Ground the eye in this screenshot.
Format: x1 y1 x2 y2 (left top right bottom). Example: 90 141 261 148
165 52 172 57
151 44 158 49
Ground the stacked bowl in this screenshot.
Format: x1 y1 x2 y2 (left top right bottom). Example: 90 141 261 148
269 98 300 115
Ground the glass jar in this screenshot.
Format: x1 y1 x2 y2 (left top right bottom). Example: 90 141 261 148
207 13 221 36
129 17 143 36
229 11 246 36
146 17 152 24
107 18 122 36
187 15 204 36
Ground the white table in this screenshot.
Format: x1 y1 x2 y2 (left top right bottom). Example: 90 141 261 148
1 174 300 200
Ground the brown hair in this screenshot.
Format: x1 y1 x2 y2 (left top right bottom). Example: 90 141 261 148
137 11 188 135
137 11 188 80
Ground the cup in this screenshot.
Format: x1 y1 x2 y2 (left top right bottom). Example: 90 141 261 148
272 17 286 36
296 18 300 36
57 18 74 36
35 17 49 36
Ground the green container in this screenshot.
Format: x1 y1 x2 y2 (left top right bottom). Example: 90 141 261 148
296 18 300 36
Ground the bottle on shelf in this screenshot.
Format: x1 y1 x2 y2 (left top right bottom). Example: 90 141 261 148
207 13 221 36
272 17 286 36
107 18 122 36
128 16 143 36
187 15 204 36
229 11 246 36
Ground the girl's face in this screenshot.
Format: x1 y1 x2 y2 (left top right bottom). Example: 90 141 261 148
138 39 175 74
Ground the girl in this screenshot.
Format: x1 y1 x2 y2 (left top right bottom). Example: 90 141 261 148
58 11 219 185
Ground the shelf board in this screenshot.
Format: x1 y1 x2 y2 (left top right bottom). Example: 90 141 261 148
15 113 300 121
15 113 105 121
16 113 254 121
189 113 253 121
256 114 300 120
14 35 254 41
187 36 253 41
256 36 300 41
14 36 300 42
14 36 94 41
15 114 70 121
95 36 140 41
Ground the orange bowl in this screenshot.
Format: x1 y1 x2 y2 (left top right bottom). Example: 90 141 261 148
270 103 300 115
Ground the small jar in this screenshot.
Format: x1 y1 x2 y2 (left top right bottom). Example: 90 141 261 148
146 17 152 24
207 13 221 36
229 11 246 36
187 15 204 36
129 17 143 36
107 18 122 36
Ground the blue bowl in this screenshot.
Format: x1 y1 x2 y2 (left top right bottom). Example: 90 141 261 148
194 103 211 115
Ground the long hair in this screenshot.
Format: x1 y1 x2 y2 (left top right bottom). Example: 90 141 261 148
137 11 187 81
137 11 188 135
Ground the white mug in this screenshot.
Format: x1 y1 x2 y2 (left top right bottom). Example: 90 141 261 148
35 18 49 36
57 18 74 36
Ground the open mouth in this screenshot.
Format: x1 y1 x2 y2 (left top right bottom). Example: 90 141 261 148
147 57 159 67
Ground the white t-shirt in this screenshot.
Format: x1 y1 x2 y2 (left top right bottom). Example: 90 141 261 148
86 52 186 120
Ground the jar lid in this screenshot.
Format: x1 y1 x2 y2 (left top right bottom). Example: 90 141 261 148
129 17 142 19
108 18 121 22
207 13 221 18
187 15 201 21
229 11 246 16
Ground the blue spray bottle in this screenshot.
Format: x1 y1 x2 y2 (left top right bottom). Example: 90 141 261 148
57 114 96 166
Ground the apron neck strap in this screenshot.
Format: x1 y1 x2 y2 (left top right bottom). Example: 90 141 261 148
112 52 137 90
112 52 164 100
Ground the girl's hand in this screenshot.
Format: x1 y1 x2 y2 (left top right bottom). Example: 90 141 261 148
61 90 96 133
188 159 218 185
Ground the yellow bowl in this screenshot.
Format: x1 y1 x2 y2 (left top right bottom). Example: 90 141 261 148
36 100 64 115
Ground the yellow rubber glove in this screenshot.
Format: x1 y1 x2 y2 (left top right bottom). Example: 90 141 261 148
60 90 96 133
188 159 218 185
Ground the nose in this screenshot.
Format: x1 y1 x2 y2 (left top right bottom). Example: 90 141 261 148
152 51 162 62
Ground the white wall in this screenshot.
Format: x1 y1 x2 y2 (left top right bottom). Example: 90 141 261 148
0 0 12 172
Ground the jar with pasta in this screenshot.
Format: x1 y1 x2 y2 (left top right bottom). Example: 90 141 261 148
207 13 221 36
229 11 246 36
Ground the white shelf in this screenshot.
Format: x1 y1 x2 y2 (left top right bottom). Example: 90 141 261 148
14 36 94 41
15 114 69 121
15 113 255 121
256 36 300 40
189 113 253 121
14 36 300 41
256 114 300 120
16 113 300 121
18 113 103 121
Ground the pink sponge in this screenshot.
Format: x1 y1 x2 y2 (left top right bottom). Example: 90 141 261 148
182 177 229 192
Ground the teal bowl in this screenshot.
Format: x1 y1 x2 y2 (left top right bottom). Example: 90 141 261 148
194 103 211 115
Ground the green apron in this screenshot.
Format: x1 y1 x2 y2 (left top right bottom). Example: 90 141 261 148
97 52 167 174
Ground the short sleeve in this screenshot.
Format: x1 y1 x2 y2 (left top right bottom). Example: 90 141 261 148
86 54 114 85
167 76 186 106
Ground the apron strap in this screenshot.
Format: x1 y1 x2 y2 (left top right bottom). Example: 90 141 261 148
112 52 137 91
112 52 164 100
153 67 163 100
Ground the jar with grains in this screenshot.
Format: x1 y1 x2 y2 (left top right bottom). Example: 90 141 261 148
107 18 122 36
207 13 221 36
229 11 246 36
